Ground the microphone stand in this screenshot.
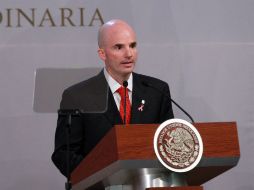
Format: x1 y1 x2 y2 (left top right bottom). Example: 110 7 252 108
65 113 72 190
58 109 82 190
170 99 194 123
123 81 128 125
142 81 195 123
124 87 127 125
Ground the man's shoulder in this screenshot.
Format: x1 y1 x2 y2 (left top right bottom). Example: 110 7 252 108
64 71 105 93
133 72 168 87
60 70 108 111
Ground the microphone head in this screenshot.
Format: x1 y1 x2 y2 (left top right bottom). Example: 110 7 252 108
123 80 128 88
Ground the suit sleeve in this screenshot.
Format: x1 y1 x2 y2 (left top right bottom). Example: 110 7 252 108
51 90 84 177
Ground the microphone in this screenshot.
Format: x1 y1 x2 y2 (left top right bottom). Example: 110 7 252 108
142 81 195 123
123 81 128 124
123 80 128 87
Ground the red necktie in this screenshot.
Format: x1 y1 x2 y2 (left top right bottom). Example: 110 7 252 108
117 86 131 124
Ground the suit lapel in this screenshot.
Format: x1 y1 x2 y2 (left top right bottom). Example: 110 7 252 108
131 74 149 124
104 89 122 125
92 71 122 125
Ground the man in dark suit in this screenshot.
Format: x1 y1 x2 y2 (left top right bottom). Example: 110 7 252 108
52 19 174 177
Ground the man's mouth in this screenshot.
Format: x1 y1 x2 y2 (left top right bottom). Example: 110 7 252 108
121 61 133 64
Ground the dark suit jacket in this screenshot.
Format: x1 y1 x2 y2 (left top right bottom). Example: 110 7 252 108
51 71 174 176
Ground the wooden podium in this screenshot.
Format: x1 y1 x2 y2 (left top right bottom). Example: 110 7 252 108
71 122 240 190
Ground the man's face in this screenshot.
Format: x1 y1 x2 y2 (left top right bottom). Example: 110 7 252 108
98 23 137 81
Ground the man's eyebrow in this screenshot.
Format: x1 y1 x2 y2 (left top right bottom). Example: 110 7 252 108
112 42 137 48
113 43 123 48
114 43 123 46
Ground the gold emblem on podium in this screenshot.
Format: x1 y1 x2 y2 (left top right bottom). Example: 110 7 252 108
154 119 203 173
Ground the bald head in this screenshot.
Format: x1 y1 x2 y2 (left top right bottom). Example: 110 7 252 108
98 19 136 48
97 19 137 83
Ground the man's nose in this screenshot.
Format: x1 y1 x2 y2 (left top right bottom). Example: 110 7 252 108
125 47 133 58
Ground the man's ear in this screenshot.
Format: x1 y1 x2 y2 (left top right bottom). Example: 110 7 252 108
97 48 106 61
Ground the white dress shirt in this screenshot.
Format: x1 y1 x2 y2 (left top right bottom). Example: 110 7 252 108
103 68 133 110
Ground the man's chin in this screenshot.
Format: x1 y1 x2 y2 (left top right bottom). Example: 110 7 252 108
122 68 134 75
122 64 135 71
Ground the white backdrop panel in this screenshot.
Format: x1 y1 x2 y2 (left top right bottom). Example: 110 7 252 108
0 0 253 190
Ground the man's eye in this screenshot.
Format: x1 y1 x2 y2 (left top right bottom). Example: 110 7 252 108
114 44 123 49
130 42 137 48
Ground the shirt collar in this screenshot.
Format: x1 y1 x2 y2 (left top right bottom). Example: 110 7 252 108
103 68 133 93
